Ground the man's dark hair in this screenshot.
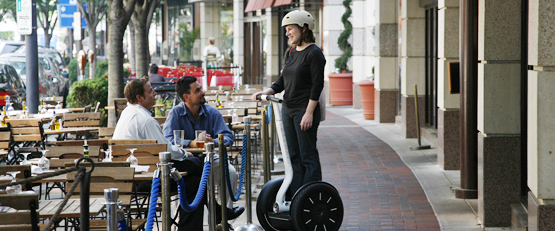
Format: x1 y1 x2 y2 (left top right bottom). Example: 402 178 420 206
176 76 197 102
150 64 159 74
124 78 148 104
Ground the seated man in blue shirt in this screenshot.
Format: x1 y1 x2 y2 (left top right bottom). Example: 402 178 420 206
163 76 243 230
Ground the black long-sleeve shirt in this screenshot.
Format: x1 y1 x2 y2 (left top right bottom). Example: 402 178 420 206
270 44 325 108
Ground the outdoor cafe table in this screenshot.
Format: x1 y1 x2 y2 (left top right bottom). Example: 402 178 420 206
38 198 105 218
43 127 100 135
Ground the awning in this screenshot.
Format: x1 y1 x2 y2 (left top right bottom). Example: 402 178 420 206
273 0 292 7
245 0 275 12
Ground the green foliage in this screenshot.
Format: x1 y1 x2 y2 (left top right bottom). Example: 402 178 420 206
335 0 353 72
123 67 131 78
95 60 109 78
64 57 71 66
178 23 200 61
0 32 14 41
67 77 108 126
68 59 78 84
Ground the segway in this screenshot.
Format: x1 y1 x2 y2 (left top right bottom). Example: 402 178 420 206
256 95 344 231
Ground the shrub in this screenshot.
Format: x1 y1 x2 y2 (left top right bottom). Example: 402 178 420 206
95 60 109 78
66 77 108 126
335 0 353 72
68 59 78 84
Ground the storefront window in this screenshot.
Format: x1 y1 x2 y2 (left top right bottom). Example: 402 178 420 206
220 4 233 65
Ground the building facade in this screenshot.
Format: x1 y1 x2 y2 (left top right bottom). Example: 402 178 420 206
178 0 553 229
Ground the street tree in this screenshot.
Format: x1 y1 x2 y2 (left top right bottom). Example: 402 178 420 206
106 0 137 126
36 0 58 48
0 1 16 25
77 0 108 79
130 0 161 78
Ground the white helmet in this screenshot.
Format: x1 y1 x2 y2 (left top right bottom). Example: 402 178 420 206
281 10 315 30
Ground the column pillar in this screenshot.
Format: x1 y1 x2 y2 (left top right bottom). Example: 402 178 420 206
372 0 398 122
200 2 221 50
528 0 555 229
352 0 367 109
233 0 244 67
265 10 279 86
437 1 460 170
400 0 425 138
477 0 522 226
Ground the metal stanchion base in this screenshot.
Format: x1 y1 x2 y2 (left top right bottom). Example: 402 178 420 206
410 145 431 150
235 223 264 231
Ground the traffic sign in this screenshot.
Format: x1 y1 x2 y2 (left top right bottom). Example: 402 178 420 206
17 0 33 35
58 0 87 29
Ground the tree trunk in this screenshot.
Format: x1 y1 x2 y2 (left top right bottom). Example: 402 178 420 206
128 21 137 73
133 20 148 78
68 29 74 58
44 33 52 48
107 20 126 127
88 28 97 79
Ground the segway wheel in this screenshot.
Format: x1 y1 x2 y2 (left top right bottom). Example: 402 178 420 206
290 182 344 231
256 178 292 231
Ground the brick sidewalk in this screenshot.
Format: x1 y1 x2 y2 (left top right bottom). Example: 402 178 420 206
319 111 440 230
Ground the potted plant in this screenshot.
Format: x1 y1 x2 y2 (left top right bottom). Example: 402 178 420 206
358 67 375 119
328 0 353 106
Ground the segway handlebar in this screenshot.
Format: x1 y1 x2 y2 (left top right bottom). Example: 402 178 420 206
256 94 283 103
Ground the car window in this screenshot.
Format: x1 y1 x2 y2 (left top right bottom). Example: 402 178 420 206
0 44 23 54
7 66 23 88
39 57 50 70
0 73 8 84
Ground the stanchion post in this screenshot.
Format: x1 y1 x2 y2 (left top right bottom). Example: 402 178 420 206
159 152 173 231
262 107 270 183
81 170 92 231
218 134 228 230
236 117 264 230
207 142 217 231
104 188 120 231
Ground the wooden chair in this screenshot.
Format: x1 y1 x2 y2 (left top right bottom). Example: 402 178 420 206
0 126 12 163
67 167 146 230
207 86 232 91
114 98 128 121
94 102 101 113
99 127 115 139
110 144 167 162
108 139 157 145
0 165 32 197
7 118 45 164
0 194 40 231
46 146 101 168
61 112 101 139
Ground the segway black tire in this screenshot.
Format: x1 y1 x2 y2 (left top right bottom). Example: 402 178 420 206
256 178 292 231
290 181 344 231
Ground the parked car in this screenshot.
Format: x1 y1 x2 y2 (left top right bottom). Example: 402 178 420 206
13 46 69 80
1 53 68 98
0 64 26 110
0 41 25 56
0 57 57 98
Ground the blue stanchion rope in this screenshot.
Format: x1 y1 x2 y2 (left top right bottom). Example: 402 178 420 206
177 160 211 212
223 134 247 201
145 177 161 231
267 104 272 124
118 218 128 231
